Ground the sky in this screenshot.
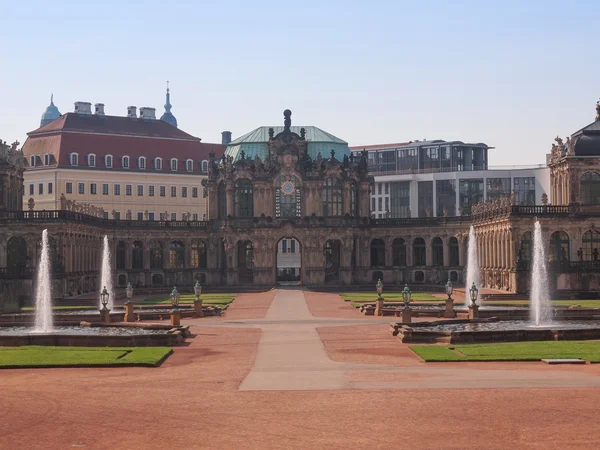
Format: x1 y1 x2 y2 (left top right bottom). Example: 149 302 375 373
1 0 599 166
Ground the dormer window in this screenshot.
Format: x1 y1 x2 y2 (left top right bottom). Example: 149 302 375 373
44 153 51 166
70 153 79 166
170 158 178 171
30 156 36 167
105 155 113 168
155 157 162 170
122 156 130 169
201 160 208 173
88 154 96 167
138 156 146 169
186 159 193 172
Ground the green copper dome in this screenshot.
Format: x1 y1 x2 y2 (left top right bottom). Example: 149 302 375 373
40 94 61 127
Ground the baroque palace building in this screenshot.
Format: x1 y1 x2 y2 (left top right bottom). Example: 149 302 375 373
1 103 600 309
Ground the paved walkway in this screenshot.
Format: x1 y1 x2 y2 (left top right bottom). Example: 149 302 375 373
189 289 600 391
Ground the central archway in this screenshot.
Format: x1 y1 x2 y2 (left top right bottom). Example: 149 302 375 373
276 237 301 285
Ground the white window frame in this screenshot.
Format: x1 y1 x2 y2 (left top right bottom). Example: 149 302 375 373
170 158 178 171
155 157 162 170
30 155 36 167
70 153 79 166
138 156 146 169
201 160 208 173
122 155 130 169
186 159 193 172
44 153 51 166
105 154 113 168
88 153 96 167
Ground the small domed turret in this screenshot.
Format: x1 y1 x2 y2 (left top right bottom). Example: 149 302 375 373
40 94 61 127
160 82 177 127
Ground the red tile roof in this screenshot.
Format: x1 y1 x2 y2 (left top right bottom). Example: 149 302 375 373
22 113 225 173
349 142 411 151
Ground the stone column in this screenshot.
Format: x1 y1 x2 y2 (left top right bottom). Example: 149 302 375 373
443 237 450 267
226 185 234 217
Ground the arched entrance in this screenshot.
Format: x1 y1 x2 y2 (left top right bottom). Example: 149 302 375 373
276 237 301 285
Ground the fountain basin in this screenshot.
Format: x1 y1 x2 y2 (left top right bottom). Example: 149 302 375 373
392 318 600 344
0 323 189 347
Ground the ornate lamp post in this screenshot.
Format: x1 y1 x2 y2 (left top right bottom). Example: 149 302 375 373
375 279 385 316
193 280 204 318
401 284 412 323
170 286 181 326
99 286 111 324
124 282 135 322
468 282 480 319
444 280 456 318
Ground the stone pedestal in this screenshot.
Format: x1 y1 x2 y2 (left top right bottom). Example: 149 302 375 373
468 304 480 320
401 307 412 323
444 298 456 318
99 308 111 324
375 297 385 316
194 298 204 318
170 309 181 326
124 302 135 322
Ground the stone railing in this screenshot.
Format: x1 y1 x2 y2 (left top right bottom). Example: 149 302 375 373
470 204 600 222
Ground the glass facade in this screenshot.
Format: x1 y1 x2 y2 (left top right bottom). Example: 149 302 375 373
486 178 511 202
459 179 483 214
436 180 456 217
418 181 433 217
580 172 600 205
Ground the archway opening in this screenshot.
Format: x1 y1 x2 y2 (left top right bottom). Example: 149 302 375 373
276 237 301 285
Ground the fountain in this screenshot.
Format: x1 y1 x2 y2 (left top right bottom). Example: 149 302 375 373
34 229 53 333
530 220 552 326
465 226 480 307
100 235 114 310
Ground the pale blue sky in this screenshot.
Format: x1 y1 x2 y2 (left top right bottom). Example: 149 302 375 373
1 0 598 165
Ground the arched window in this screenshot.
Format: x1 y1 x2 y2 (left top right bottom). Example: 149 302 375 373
132 241 143 270
170 158 178 171
155 157 162 170
217 182 227 219
582 230 600 261
169 241 185 268
30 156 36 167
519 231 532 262
70 153 78 166
234 179 253 217
581 172 600 205
105 155 113 168
88 154 96 167
201 160 208 173
149 241 163 269
116 241 126 270
413 237 426 266
449 237 459 266
432 237 444 267
186 159 193 171
7 237 28 275
370 239 386 267
549 231 569 261
122 156 130 169
138 157 146 169
275 175 301 218
44 153 51 166
191 240 207 268
323 178 343 216
392 238 407 266
350 182 359 216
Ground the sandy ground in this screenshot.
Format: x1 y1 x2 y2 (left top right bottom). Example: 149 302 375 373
2 290 600 450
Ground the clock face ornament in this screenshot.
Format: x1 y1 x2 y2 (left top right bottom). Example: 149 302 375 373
281 181 295 196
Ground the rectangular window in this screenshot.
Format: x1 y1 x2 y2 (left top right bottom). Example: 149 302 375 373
137 185 143 196
282 240 287 253
78 183 85 194
114 184 121 195
38 183 43 195
160 186 166 197
436 180 456 217
149 186 155 197
102 184 109 195
192 213 198 221
139 158 145 169
148 212 155 221
171 159 178 170
290 239 296 253
126 185 132 196
384 197 389 212
182 187 187 198
459 179 484 214
390 182 410 218
29 184 34 195
115 211 121 220
378 184 382 195
513 177 536 205
91 183 97 195
171 186 176 197
418 181 434 217
171 212 177 221
103 212 109 219
66 182 73 194
486 178 511 202
385 183 389 194
192 187 198 198
48 182 52 194
371 197 375 212
137 212 144 221
378 197 383 211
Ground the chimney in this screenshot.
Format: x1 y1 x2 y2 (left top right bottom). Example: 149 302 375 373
74 102 92 115
94 103 105 115
139 107 156 120
127 106 137 118
221 131 232 145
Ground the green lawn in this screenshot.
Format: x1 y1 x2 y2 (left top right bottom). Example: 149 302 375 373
0 346 172 368
140 293 236 309
410 341 600 362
